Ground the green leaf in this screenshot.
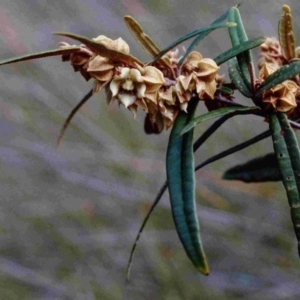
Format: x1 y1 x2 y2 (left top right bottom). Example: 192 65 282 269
255 61 300 97
228 7 252 90
270 112 300 256
127 116 270 278
178 8 231 66
0 47 81 66
181 105 259 135
152 22 236 64
228 58 252 97
214 37 265 66
126 181 168 280
217 86 234 96
57 89 94 147
166 97 209 275
54 32 143 67
195 130 271 172
223 153 281 182
126 113 241 278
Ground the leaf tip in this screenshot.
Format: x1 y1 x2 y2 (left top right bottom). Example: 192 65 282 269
125 267 132 282
236 0 244 8
197 265 210 276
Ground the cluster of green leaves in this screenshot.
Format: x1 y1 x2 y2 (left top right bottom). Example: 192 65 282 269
126 5 300 278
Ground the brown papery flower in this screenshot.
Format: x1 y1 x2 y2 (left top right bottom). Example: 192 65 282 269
60 42 93 81
93 35 130 54
146 86 179 133
175 52 219 111
258 37 284 69
87 36 132 93
259 63 298 113
87 56 115 93
108 66 165 117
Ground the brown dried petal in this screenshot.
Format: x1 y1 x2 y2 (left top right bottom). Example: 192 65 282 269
93 35 130 54
178 74 194 91
111 37 130 54
91 69 114 82
262 82 297 113
142 66 165 85
281 80 299 93
195 58 219 81
94 79 109 93
158 86 176 105
197 80 216 99
184 51 203 70
87 56 114 72
144 90 158 103
93 35 115 48
258 63 278 79
276 92 297 112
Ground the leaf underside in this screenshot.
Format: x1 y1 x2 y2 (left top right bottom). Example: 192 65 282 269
270 113 300 256
223 153 281 182
166 98 209 275
0 47 81 66
54 32 143 67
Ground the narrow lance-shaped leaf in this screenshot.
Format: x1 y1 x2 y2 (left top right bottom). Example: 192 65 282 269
181 105 260 135
167 97 209 275
123 16 172 70
126 112 248 278
57 89 94 147
256 61 300 97
228 7 252 91
152 22 236 64
0 47 81 66
270 113 300 256
223 153 281 182
178 8 231 66
228 58 252 97
214 37 265 66
54 32 143 67
126 182 168 280
124 15 160 57
127 117 270 278
195 130 271 172
278 5 295 61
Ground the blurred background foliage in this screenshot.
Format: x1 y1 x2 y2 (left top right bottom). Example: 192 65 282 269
0 0 300 299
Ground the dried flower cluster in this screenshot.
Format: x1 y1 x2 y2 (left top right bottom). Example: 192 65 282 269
258 63 298 113
257 37 284 69
256 5 300 115
257 37 300 114
60 35 219 133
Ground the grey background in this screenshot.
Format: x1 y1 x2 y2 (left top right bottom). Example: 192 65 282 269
0 0 300 299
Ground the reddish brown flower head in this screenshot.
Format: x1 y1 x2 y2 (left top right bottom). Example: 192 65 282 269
258 37 285 69
59 42 93 81
108 66 165 117
87 55 115 93
93 35 130 54
175 51 219 110
146 86 180 133
259 63 298 113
